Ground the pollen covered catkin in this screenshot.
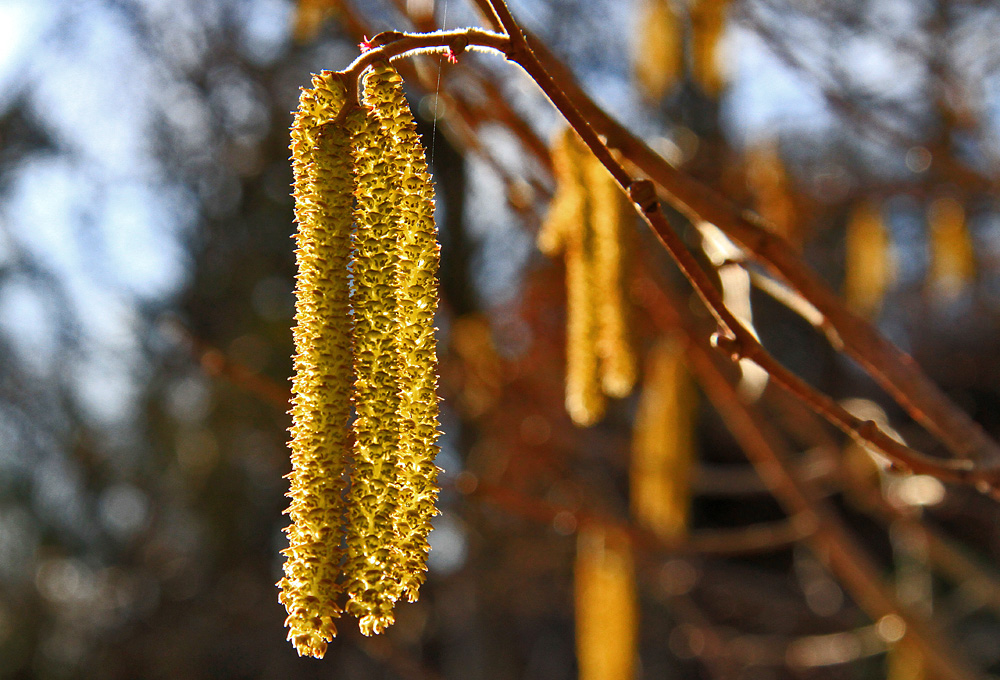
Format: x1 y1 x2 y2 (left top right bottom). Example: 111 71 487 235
281 63 442 653
343 77 407 636
364 64 442 604
280 72 357 658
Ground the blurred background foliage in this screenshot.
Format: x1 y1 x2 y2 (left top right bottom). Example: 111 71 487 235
2 0 1000 678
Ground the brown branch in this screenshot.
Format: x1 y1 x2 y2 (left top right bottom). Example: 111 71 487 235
469 0 1000 494
468 478 807 557
508 15 1000 468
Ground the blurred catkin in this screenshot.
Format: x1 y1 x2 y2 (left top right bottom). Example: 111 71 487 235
927 196 975 302
634 0 681 102
539 128 636 426
844 199 894 317
691 0 729 95
575 524 639 680
630 338 696 540
280 71 357 658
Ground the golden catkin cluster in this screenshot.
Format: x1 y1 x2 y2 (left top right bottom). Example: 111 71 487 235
538 128 637 426
630 338 697 541
844 199 895 317
280 63 440 657
574 524 639 680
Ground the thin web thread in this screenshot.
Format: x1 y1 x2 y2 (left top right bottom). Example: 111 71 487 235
429 0 449 166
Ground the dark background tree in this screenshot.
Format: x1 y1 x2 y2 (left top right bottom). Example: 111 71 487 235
1 0 1000 677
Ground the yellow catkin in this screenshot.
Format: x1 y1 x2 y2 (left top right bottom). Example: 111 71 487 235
745 140 799 244
630 338 696 541
584 150 636 399
280 72 357 658
575 524 639 680
540 129 636 425
292 0 334 42
634 0 681 102
365 63 441 604
888 638 925 680
927 196 975 302
343 74 407 636
844 199 895 316
690 0 728 96
537 127 586 257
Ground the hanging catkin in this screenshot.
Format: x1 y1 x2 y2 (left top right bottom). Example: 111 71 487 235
690 0 729 96
586 151 637 399
927 195 975 302
365 64 441 604
634 0 681 102
575 523 639 680
281 62 441 653
280 71 357 658
630 338 696 541
538 128 636 427
844 199 894 317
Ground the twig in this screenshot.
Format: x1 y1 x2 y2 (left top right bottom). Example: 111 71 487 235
469 0 1000 494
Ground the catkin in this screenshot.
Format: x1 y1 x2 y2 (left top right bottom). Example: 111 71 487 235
343 72 408 636
281 63 442 651
575 524 639 680
844 199 895 316
539 128 636 426
630 338 696 541
927 196 975 302
634 0 681 102
586 152 637 398
280 72 357 658
365 63 441 604
691 0 729 95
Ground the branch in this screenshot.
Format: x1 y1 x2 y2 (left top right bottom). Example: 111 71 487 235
470 0 1000 495
648 281 986 680
511 16 1000 468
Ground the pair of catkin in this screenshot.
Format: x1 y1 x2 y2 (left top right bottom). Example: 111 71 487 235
538 128 637 426
279 63 440 658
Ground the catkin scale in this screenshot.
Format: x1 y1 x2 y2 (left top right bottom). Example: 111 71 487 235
280 72 357 658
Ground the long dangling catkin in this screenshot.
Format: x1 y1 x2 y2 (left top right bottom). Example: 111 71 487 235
280 72 357 658
575 523 639 680
342 69 408 637
540 129 605 425
584 151 636 399
844 199 895 317
539 128 636 426
365 63 441 604
630 338 696 541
